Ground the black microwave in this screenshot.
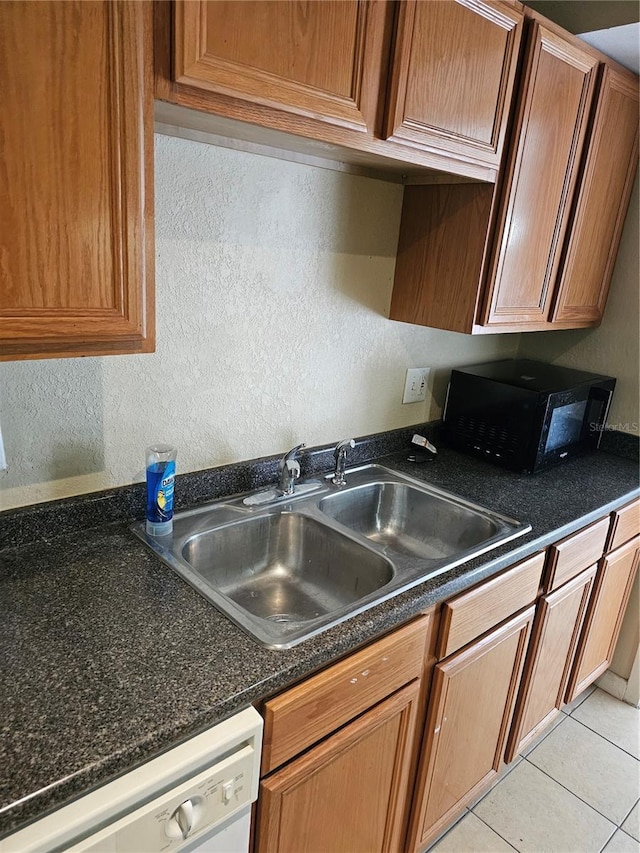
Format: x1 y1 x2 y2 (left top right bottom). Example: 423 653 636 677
443 360 616 473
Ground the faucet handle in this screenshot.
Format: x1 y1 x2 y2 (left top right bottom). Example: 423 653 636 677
279 444 305 496
282 443 305 465
332 439 355 486
334 438 355 458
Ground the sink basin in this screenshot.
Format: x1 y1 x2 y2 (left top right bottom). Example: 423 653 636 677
132 464 530 648
181 512 393 629
318 482 499 560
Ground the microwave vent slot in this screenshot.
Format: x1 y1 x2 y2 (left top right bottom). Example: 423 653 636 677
452 415 519 457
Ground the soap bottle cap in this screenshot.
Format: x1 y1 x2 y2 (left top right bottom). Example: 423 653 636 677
146 519 173 537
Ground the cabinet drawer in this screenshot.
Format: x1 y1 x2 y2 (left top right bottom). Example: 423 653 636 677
607 499 640 552
437 553 544 659
261 615 430 775
544 518 610 592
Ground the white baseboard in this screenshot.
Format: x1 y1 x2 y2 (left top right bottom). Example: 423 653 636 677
596 661 640 708
596 670 627 700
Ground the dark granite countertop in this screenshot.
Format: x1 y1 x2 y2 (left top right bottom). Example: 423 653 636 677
1 433 638 839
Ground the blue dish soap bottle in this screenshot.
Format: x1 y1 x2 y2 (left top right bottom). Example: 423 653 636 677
146 444 177 536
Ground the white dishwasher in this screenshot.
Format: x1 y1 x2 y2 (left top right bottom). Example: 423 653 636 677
1 707 263 853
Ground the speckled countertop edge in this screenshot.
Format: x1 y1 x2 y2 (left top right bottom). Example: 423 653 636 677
0 429 638 839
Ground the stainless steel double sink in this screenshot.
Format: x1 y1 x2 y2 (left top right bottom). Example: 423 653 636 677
133 465 530 648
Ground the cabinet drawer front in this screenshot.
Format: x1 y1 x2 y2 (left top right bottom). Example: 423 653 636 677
438 552 544 658
261 615 430 774
544 517 610 591
607 498 640 553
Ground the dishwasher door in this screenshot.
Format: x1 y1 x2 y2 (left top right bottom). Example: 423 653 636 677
1 707 263 853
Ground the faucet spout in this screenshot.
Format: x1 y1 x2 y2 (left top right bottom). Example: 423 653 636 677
279 443 305 495
332 438 355 486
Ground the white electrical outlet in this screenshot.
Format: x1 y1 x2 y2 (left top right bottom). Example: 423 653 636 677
402 368 430 404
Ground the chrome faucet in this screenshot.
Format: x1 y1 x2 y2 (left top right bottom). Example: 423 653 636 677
279 444 305 495
332 438 355 486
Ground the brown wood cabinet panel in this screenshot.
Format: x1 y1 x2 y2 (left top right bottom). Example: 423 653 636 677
438 551 544 657
407 607 534 851
385 0 523 167
173 0 389 134
482 20 599 327
566 535 640 702
261 615 429 775
607 498 640 553
506 565 596 761
544 517 610 592
0 1 154 360
257 681 420 853
389 183 496 334
552 66 639 325
156 1 500 181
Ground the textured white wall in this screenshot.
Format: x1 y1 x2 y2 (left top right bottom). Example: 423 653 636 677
0 135 522 509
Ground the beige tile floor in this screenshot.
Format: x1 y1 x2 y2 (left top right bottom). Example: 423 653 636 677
428 687 640 853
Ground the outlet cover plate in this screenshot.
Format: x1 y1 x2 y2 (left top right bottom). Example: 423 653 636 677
403 368 430 404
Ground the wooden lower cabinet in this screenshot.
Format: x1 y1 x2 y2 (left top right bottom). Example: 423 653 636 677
253 514 639 852
407 607 535 852
256 681 420 853
566 535 640 702
506 565 596 761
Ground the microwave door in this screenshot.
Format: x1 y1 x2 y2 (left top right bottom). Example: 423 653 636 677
586 386 614 448
540 385 613 466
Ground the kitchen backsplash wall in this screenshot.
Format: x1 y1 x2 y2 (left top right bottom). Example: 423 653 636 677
0 135 519 510
519 176 639 436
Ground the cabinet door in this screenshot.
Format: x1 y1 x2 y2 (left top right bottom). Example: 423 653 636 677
385 0 523 168
506 565 596 762
566 536 640 702
551 66 639 326
173 0 390 134
407 607 534 852
482 20 599 328
256 681 420 853
0 1 154 360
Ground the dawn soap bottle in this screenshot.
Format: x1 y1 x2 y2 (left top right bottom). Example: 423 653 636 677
146 444 177 536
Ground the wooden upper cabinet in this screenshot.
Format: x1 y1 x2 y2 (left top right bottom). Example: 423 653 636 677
0 1 154 360
385 0 523 168
389 14 637 336
173 0 389 134
482 20 599 328
551 66 639 326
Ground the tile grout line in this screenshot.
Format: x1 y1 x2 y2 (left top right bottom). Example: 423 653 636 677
519 713 568 759
423 806 469 851
467 756 527 811
597 824 620 853
568 712 640 762
470 808 520 852
619 795 640 828
565 686 598 716
522 756 625 829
